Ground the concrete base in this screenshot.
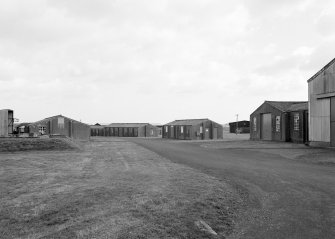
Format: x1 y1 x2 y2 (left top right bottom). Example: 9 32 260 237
307 141 331 148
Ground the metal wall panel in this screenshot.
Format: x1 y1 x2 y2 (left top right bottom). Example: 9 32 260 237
310 98 330 142
213 128 218 139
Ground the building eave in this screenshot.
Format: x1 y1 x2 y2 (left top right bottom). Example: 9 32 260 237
307 58 335 83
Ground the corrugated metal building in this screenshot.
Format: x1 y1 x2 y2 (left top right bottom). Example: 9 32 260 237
229 120 250 133
90 124 106 136
92 123 159 137
250 101 308 143
0 109 14 137
308 58 335 147
29 115 90 140
162 118 223 140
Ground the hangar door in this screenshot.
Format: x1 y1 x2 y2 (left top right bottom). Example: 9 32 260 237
261 113 272 140
331 97 335 147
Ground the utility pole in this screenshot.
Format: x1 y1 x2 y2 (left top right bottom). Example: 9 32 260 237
235 114 239 135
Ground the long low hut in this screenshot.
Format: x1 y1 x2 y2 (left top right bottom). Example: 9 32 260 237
162 118 223 140
91 123 159 137
229 120 250 134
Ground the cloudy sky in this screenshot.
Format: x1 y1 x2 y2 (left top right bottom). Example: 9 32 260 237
1 0 335 124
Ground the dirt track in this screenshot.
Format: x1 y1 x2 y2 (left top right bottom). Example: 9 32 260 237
128 138 335 239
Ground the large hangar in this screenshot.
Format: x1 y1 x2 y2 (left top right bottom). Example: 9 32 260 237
308 58 335 147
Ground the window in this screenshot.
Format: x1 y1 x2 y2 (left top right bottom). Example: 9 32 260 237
200 126 203 133
58 117 64 129
165 126 168 133
253 117 257 132
180 126 184 133
294 113 299 131
151 129 154 135
275 116 280 132
19 126 25 133
39 126 46 135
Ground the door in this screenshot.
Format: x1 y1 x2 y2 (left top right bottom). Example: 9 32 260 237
331 97 335 146
303 112 309 143
186 126 191 139
170 126 174 138
213 128 218 139
261 113 272 140
205 128 210 139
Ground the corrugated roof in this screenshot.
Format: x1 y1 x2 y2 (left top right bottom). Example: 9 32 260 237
287 102 308 112
107 123 151 128
307 58 335 83
165 119 210 126
228 120 250 125
265 101 307 112
16 122 32 127
32 115 89 126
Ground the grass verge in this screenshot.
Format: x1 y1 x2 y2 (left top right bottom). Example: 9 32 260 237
0 137 241 238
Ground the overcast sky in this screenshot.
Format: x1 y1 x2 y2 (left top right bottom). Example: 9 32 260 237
1 0 335 125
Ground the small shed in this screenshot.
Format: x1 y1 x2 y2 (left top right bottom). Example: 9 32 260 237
250 101 308 143
162 118 223 140
0 109 14 137
308 58 335 147
29 115 90 140
16 123 31 136
100 123 159 137
229 120 250 134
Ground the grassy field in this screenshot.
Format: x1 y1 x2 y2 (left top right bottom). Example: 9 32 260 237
0 138 79 152
0 137 241 238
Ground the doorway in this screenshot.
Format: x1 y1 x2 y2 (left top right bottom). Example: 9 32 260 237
205 128 210 139
261 113 272 140
213 128 218 139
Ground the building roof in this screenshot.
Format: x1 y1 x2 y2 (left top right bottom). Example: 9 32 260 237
287 102 308 112
90 125 105 129
16 122 32 127
107 123 152 128
229 120 250 125
307 58 335 83
165 118 211 126
265 101 307 112
32 115 89 126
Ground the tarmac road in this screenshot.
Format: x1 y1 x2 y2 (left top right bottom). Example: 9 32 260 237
128 138 335 239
